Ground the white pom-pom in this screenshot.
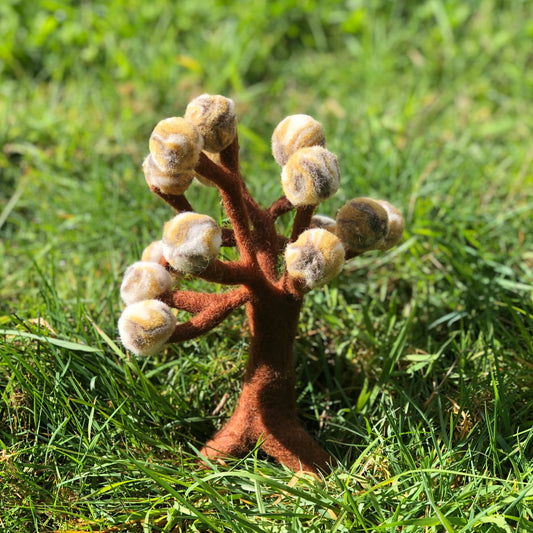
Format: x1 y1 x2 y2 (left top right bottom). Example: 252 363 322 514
272 114 325 167
185 94 237 153
120 261 173 305
148 117 203 174
281 146 340 206
142 154 195 195
141 240 165 263
162 212 222 274
118 299 175 356
285 228 345 289
310 215 337 233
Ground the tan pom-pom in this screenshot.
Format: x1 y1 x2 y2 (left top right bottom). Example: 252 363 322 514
272 114 325 167
281 146 340 206
185 94 237 153
285 228 345 289
142 154 195 195
310 215 337 233
162 212 222 274
376 200 405 250
141 240 182 284
336 198 389 254
118 299 175 356
141 240 165 263
120 261 173 305
148 117 203 174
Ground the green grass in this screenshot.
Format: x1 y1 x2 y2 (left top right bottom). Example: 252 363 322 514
1 0 532 531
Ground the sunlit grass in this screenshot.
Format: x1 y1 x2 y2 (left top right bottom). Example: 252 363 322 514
1 0 532 531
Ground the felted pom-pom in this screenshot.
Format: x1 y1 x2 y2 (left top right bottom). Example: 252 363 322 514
375 200 405 250
120 261 173 306
149 117 203 174
185 94 237 153
118 299 175 356
336 198 389 254
272 114 325 167
281 146 340 206
162 212 222 274
310 214 337 233
141 240 165 263
285 228 345 289
142 154 195 195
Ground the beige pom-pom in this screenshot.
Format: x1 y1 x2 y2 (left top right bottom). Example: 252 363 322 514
120 261 173 306
162 212 222 274
141 240 165 263
142 154 195 195
336 198 389 254
281 146 340 206
272 114 325 167
375 200 405 250
310 215 337 233
118 299 175 356
149 117 203 174
185 94 237 153
285 228 345 289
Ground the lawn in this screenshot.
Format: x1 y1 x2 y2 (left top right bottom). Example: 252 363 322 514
1 0 532 531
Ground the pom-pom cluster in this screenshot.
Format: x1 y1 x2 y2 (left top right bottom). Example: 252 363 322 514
335 197 405 254
143 94 237 195
119 94 235 356
118 94 405 357
118 211 223 355
273 115 338 207
271 111 403 284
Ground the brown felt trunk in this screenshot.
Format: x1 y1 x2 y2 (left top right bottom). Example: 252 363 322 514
200 284 334 473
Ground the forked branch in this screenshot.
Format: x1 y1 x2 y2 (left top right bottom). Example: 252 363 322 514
195 142 256 268
167 286 251 343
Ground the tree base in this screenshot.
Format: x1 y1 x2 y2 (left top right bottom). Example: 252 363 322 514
199 400 335 474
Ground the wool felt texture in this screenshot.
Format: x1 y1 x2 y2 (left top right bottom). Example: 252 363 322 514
149 135 336 474
119 95 406 475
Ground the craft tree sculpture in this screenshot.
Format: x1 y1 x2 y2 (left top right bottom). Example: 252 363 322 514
117 94 404 474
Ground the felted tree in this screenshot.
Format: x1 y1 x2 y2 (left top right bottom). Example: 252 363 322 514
117 94 405 474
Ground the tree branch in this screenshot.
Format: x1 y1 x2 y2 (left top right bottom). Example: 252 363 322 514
221 228 236 247
166 286 251 343
159 256 253 285
218 135 240 175
218 139 275 244
290 205 316 242
160 289 237 313
268 196 294 219
197 259 256 285
278 271 307 298
149 186 194 213
195 139 257 268
195 152 234 190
